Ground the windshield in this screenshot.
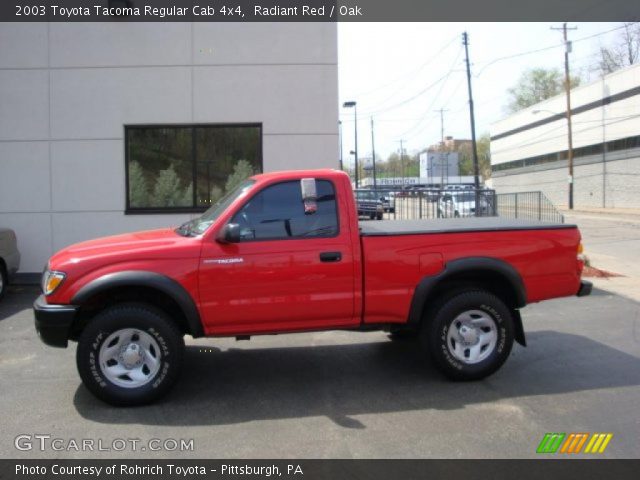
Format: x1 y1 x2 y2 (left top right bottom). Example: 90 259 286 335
355 190 378 200
176 179 255 236
452 193 477 202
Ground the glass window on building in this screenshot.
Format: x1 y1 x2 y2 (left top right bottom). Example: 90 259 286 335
126 124 262 213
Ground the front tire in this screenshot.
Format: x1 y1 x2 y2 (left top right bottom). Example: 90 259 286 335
422 290 514 381
76 303 184 406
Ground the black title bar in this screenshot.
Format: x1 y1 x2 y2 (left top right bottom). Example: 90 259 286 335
1 0 639 22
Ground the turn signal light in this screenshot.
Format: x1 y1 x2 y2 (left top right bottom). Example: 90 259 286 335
42 271 66 296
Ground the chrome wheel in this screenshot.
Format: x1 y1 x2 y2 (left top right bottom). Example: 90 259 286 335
446 309 498 364
98 328 161 388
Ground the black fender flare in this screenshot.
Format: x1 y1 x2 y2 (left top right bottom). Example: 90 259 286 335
407 257 527 346
71 271 204 338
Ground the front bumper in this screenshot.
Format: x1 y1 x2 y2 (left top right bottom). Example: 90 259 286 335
577 280 593 297
33 295 78 348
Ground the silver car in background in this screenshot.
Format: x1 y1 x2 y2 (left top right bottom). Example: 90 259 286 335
0 228 20 300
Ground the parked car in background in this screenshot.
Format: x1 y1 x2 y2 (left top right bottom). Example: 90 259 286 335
355 189 384 220
438 191 495 218
373 190 395 213
0 228 20 300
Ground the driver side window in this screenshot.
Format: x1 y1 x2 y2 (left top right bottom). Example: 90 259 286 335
231 180 338 241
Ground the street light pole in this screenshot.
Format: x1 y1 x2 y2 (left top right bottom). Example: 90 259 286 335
338 120 343 171
343 101 358 188
399 139 405 188
371 117 377 189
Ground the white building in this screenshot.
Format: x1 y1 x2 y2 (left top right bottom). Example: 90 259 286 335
490 63 640 209
0 23 338 275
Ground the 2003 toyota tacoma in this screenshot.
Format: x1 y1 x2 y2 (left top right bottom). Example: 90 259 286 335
34 169 591 405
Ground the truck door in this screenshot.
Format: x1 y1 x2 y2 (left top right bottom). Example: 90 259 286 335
198 178 358 334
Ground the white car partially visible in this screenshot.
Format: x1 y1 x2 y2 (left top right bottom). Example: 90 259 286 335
0 228 20 300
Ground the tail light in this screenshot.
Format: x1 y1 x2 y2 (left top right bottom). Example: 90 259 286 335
577 243 586 276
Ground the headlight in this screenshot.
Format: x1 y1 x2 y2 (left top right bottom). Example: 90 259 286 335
42 270 66 296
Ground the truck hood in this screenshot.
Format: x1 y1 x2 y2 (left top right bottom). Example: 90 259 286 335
49 228 201 268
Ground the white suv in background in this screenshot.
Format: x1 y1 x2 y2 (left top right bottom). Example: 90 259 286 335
438 192 492 218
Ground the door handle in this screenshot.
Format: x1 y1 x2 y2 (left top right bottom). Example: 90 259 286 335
319 251 342 262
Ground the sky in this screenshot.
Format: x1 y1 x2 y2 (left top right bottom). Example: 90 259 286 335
338 22 624 165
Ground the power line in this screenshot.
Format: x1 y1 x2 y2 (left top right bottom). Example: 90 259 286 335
388 51 465 140
354 34 459 98
474 23 638 77
348 46 464 118
395 74 457 140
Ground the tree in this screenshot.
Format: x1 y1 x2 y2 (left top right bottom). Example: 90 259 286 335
209 185 223 205
458 134 492 180
128 161 150 207
374 151 418 180
596 23 640 75
180 182 193 206
506 68 581 113
225 159 255 193
152 165 190 207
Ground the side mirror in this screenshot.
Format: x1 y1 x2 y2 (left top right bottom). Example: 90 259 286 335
300 178 318 215
217 223 241 243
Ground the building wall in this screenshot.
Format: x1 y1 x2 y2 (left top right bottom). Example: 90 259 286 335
0 22 339 273
490 63 640 209
491 148 640 208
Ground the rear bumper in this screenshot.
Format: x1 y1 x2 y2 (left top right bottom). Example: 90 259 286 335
33 295 78 348
577 280 593 297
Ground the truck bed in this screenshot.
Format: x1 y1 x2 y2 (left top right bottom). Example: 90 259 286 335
359 217 575 236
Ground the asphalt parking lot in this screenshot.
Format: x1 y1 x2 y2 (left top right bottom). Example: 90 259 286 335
2 210 639 460
1 280 639 459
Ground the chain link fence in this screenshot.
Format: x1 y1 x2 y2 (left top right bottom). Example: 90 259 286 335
359 188 564 223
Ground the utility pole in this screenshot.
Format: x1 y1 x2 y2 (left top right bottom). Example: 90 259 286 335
463 31 480 216
462 33 479 188
552 23 577 210
436 108 449 187
435 108 449 147
371 117 377 189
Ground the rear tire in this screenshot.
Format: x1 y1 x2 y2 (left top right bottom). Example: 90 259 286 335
421 290 514 381
76 303 184 406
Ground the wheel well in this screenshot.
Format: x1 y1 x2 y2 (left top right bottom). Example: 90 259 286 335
427 270 522 311
71 286 191 340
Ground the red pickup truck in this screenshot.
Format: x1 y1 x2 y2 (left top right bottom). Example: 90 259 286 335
34 169 591 405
